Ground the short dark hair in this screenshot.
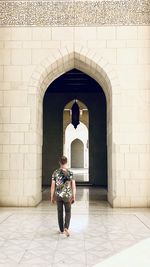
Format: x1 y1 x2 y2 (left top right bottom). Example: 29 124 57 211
59 156 67 165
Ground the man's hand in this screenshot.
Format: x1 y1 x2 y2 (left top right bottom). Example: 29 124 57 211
70 197 75 204
50 197 55 204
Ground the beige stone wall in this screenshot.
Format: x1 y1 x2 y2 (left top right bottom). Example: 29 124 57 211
0 26 150 207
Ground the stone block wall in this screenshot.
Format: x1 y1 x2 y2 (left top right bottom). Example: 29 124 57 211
0 0 150 207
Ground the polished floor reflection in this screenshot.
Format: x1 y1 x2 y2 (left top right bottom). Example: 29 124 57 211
70 168 89 182
0 187 150 267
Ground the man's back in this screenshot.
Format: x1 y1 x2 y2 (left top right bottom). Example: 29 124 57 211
52 168 74 200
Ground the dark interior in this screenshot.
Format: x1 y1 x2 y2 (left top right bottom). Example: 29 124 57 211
42 68 107 187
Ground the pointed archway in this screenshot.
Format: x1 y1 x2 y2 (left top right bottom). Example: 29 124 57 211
27 46 121 207
64 122 89 169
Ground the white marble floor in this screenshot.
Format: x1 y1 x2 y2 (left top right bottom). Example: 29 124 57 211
0 187 150 267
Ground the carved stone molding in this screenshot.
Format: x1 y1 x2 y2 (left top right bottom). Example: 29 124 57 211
0 1 150 26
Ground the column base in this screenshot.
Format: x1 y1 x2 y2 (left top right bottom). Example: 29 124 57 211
107 194 150 208
0 192 42 207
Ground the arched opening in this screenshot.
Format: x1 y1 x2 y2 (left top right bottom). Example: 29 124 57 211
27 47 121 207
42 68 107 190
71 139 84 168
64 122 89 169
63 99 89 183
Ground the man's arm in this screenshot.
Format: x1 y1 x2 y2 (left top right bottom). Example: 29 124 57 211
50 180 56 203
72 180 76 202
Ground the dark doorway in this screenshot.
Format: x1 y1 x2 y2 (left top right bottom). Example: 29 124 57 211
42 68 107 187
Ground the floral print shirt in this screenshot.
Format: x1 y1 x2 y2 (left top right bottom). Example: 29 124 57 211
51 168 74 200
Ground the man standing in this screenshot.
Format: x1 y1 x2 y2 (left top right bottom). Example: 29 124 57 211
50 156 76 237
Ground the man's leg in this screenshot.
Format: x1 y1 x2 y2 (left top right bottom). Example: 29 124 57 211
64 200 71 230
56 197 64 232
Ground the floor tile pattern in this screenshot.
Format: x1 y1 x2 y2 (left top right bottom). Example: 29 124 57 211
0 187 150 267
